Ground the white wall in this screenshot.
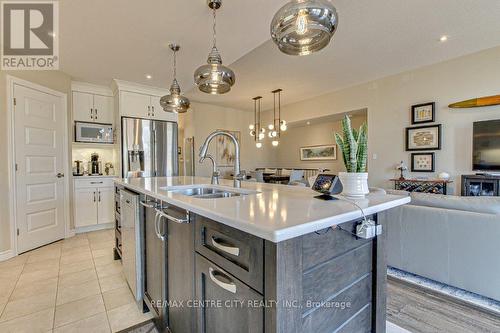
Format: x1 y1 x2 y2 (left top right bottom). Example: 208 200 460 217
182 102 275 178
273 114 367 174
262 46 500 194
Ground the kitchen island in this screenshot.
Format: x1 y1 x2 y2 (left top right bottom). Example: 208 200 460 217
115 176 410 333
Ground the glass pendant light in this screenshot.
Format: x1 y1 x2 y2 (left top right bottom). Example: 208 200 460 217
160 44 190 113
194 0 235 94
271 0 339 56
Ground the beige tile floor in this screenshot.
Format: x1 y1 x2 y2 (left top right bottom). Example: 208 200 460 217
0 229 153 333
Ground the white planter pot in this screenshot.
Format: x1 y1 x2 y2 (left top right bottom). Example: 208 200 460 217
338 172 369 198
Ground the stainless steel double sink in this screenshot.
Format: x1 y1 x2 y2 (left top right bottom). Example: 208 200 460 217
163 185 258 199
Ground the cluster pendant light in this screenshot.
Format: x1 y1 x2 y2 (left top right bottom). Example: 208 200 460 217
249 96 264 148
249 90 287 148
268 89 287 147
160 44 190 113
271 0 339 56
194 0 235 95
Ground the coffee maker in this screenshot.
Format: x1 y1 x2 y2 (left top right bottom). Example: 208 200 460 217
88 153 102 175
73 160 84 176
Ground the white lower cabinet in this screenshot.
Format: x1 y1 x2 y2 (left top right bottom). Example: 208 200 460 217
74 178 115 228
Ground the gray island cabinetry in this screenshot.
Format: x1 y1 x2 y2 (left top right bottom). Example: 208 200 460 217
115 177 409 333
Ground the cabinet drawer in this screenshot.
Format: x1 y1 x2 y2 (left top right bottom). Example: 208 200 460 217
195 254 263 333
195 216 264 293
74 178 115 188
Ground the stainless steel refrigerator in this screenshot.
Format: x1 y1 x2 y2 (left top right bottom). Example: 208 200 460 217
121 117 178 178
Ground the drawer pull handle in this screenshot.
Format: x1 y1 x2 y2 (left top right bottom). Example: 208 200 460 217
90 181 104 184
211 237 240 256
209 267 236 294
154 212 166 241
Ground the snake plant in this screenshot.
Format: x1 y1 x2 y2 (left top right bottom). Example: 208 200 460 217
334 115 368 173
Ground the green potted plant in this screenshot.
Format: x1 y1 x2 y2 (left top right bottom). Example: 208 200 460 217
334 115 369 197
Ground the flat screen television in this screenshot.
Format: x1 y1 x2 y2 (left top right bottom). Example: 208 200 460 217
473 119 500 172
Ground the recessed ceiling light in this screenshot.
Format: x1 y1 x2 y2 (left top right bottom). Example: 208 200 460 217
439 35 448 42
146 75 152 79
306 121 311 125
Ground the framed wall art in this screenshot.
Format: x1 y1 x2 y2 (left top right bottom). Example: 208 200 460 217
411 152 435 172
216 129 241 167
300 144 337 161
406 124 441 151
411 102 435 124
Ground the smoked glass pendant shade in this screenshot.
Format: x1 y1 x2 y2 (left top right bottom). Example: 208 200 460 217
160 44 190 113
271 0 339 56
194 46 235 95
160 79 190 113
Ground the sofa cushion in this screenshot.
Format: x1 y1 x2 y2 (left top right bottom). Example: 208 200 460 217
410 192 500 215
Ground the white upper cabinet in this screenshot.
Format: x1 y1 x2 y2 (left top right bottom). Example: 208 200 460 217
120 91 152 119
150 95 178 122
72 82 114 124
73 91 94 122
113 80 178 122
93 94 114 124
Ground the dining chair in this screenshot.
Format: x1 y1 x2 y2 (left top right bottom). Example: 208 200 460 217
289 170 304 183
255 170 265 183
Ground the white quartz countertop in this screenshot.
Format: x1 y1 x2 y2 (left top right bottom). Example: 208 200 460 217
115 176 410 243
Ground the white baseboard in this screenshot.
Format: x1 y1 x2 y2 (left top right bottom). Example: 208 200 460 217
65 229 76 238
75 223 114 234
0 249 15 262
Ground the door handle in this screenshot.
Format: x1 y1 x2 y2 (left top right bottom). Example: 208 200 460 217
56 173 64 178
140 200 157 209
93 191 96 202
155 208 190 224
98 191 101 202
211 237 240 256
208 267 237 294
147 105 151 116
90 108 93 120
151 106 155 116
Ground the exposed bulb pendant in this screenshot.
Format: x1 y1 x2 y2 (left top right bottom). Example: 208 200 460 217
250 96 264 148
194 0 235 94
268 89 286 147
271 0 339 56
160 44 190 113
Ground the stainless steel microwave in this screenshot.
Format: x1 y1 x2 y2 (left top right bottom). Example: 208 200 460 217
75 122 114 144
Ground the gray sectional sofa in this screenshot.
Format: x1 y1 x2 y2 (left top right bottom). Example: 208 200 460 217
380 192 500 301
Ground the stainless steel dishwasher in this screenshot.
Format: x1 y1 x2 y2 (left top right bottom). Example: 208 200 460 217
120 189 143 305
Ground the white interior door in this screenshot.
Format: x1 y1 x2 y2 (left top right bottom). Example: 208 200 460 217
14 84 67 253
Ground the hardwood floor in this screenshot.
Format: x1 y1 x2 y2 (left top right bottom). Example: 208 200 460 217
388 277 500 333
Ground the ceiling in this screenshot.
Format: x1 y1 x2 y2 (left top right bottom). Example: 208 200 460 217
60 0 500 112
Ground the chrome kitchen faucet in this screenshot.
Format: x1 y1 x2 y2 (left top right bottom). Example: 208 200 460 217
199 130 243 188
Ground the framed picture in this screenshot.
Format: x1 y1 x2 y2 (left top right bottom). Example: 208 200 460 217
216 129 241 167
411 102 435 124
300 144 337 161
411 153 435 172
406 124 441 151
